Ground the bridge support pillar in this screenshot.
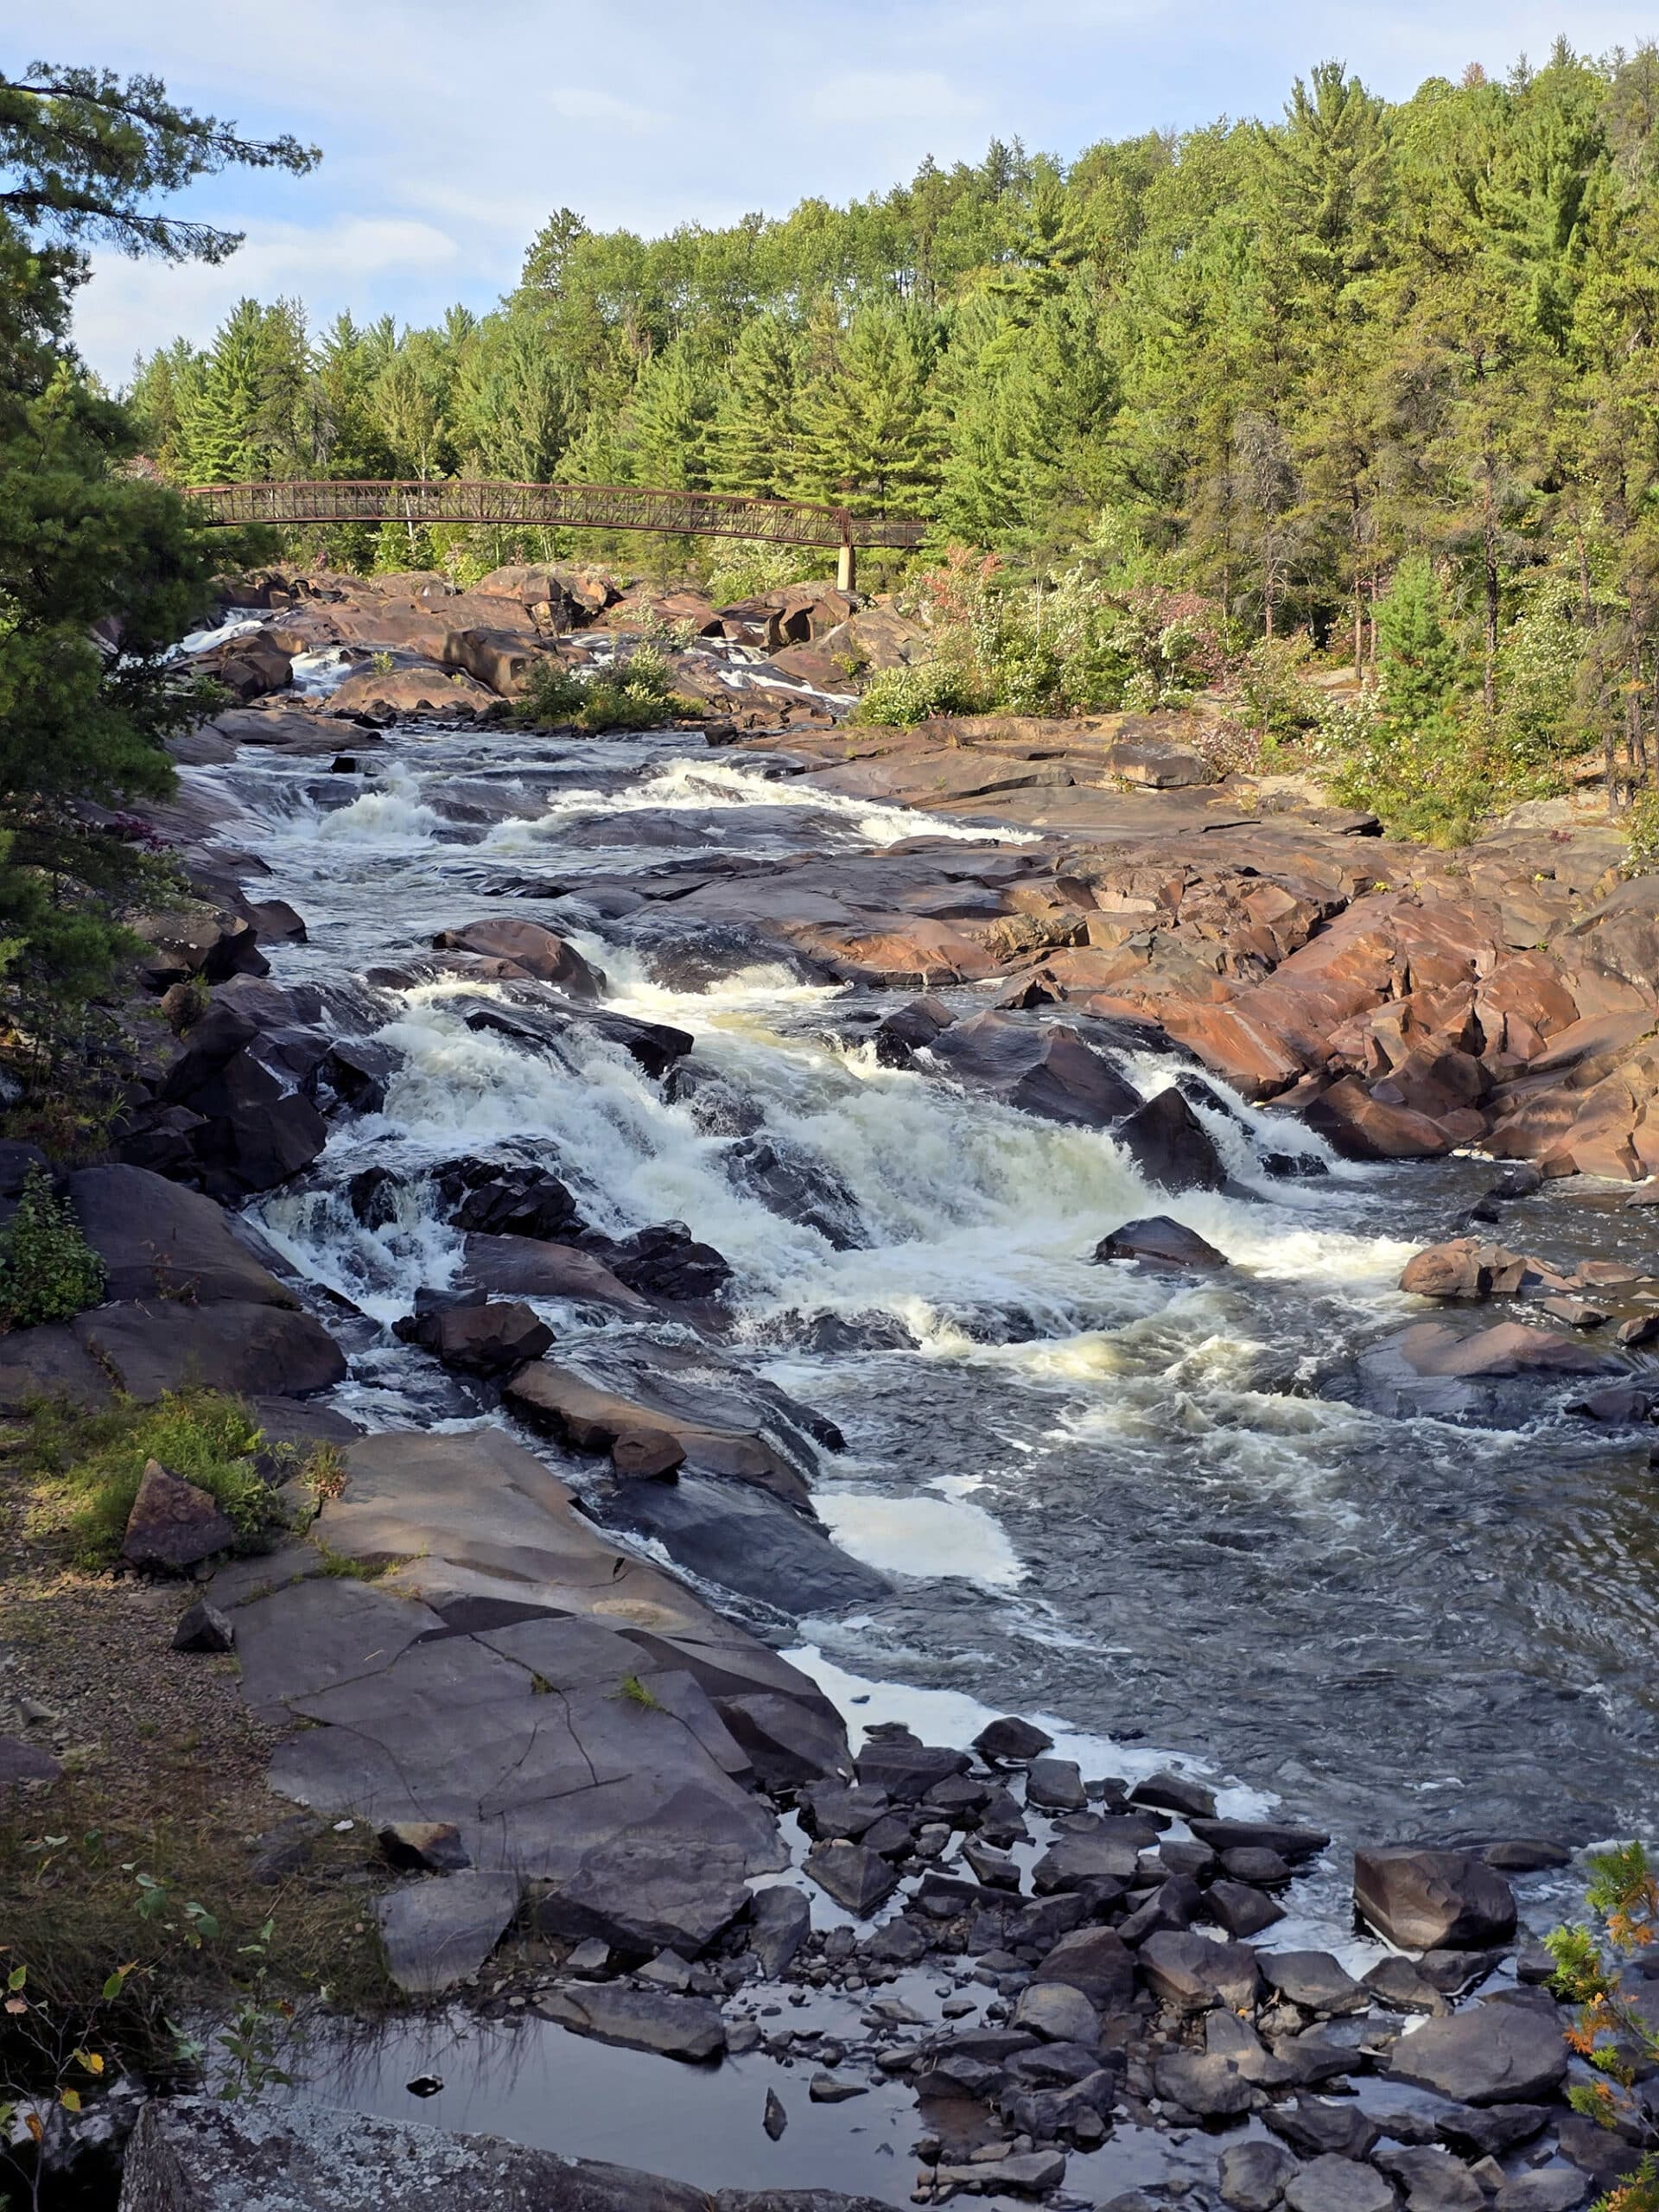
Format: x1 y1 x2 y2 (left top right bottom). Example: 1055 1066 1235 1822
836 541 856 594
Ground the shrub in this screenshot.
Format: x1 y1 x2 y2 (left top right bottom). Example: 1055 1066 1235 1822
1545 1841 1659 2206
22 1389 308 1567
1231 634 1318 752
852 659 988 726
0 1169 105 1330
1624 790 1659 877
515 645 705 734
704 540 824 605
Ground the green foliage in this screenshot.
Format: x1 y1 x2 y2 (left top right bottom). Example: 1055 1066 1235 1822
1232 634 1318 750
0 1167 104 1329
21 1389 303 1567
617 1673 662 1711
514 645 703 734
1543 1840 1659 2201
703 540 822 606
853 659 989 727
1624 791 1659 876
1376 561 1464 728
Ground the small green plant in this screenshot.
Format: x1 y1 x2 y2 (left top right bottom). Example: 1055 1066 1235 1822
1546 1841 1659 2208
22 1389 301 1567
0 1168 105 1331
617 1673 662 1711
1231 633 1318 753
370 650 395 676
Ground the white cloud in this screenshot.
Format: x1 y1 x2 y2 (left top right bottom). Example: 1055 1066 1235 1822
792 68 988 129
74 217 459 379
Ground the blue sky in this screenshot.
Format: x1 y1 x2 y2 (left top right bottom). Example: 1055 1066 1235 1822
34 0 1657 385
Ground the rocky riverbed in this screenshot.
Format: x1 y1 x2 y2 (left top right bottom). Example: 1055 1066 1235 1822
9 564 1659 2210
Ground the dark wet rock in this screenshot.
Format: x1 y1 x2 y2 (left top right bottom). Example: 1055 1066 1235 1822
1363 1955 1446 2012
930 1012 1141 1127
401 1300 554 1374
67 1166 296 1307
1116 1086 1227 1192
1033 1821 1154 1891
1206 1879 1287 1939
1154 2048 1252 2119
747 1885 811 1977
762 2088 787 2141
460 995 691 1081
1355 1847 1518 1950
1491 2175 1588 2211
73 1300 346 1402
505 1362 813 1509
1261 1949 1368 2015
727 1135 867 1249
310 1039 397 1116
1434 2104 1552 2158
1219 2139 1302 2211
1140 1929 1262 2010
435 1159 586 1242
122 1461 237 1573
1130 1770 1218 1821
962 1836 1021 1887
1415 1946 1507 1994
973 1715 1054 1765
0 1140 48 1195
171 1599 235 1654
377 1872 521 1995
537 1983 727 2063
1568 1383 1654 1424
1374 2145 1484 2212
1282 2157 1396 2212
463 1236 651 1312
601 1473 890 1614
1117 1872 1204 1943
1482 1838 1571 1872
431 918 601 996
1264 2097 1380 2160
585 1222 734 1303
870 994 955 1067
1387 2000 1567 2104
798 1783 893 1840
807 2072 867 2104
134 903 267 991
804 1840 898 1916
1556 2111 1644 2196
1027 1755 1087 1811
854 1738 969 1802
1221 1845 1292 1885
378 1821 472 1873
1190 1817 1329 1862
715 1692 850 1790
1092 1215 1229 1270
1012 1980 1098 2044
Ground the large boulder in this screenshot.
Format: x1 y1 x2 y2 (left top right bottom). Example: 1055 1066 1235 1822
122 1461 238 1573
1116 1087 1227 1192
1093 1217 1229 1271
505 1363 813 1508
74 1300 346 1402
182 1050 328 1196
930 1013 1141 1128
1304 1076 1453 1160
431 920 601 996
66 1166 296 1307
1354 1847 1517 1950
1386 1999 1567 2105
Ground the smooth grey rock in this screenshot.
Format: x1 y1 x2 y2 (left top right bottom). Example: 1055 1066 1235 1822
1283 2158 1395 2212
1219 2139 1301 2209
1190 1818 1330 1861
1139 1929 1261 2010
808 2073 868 2103
74 1299 346 1402
1012 1980 1098 2044
1262 1948 1369 2015
1264 2097 1381 2161
804 1840 898 1916
1207 1878 1287 1938
973 1715 1053 1764
1363 1955 1446 2012
1356 1847 1517 1951
376 1872 519 1995
1388 2001 1567 2105
1492 2174 1586 2212
67 1166 296 1307
538 1983 727 2063
1130 1769 1217 1820
1375 2145 1484 2211
233 1576 444 1714
1032 1925 1135 2011
1153 2049 1250 2117
1026 1755 1087 1811
748 1885 811 1976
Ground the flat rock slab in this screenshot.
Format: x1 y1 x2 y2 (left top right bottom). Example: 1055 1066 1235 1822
66 1166 296 1307
232 1575 444 1716
376 1872 521 1994
1283 2156 1396 2212
538 1982 728 2063
72 1300 346 1401
118 2094 842 2212
1388 1999 1568 2105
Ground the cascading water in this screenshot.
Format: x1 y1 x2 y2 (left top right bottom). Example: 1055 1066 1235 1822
187 715 1659 1847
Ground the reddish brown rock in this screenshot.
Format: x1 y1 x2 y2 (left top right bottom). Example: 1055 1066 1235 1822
1303 1077 1452 1160
430 920 601 997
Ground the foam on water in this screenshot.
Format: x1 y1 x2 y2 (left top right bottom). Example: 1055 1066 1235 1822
315 770 444 849
813 1484 1027 1588
480 755 1039 852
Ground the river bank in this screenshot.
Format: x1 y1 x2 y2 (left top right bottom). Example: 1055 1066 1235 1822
5 568 1659 2209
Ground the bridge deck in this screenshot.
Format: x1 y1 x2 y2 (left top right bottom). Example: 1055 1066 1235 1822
182 479 926 550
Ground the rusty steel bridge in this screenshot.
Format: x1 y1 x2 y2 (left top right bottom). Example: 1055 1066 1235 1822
182 479 927 588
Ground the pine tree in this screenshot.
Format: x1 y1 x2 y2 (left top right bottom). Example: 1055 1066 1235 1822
708 314 798 498
1377 557 1463 724
628 337 715 491
796 304 938 515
